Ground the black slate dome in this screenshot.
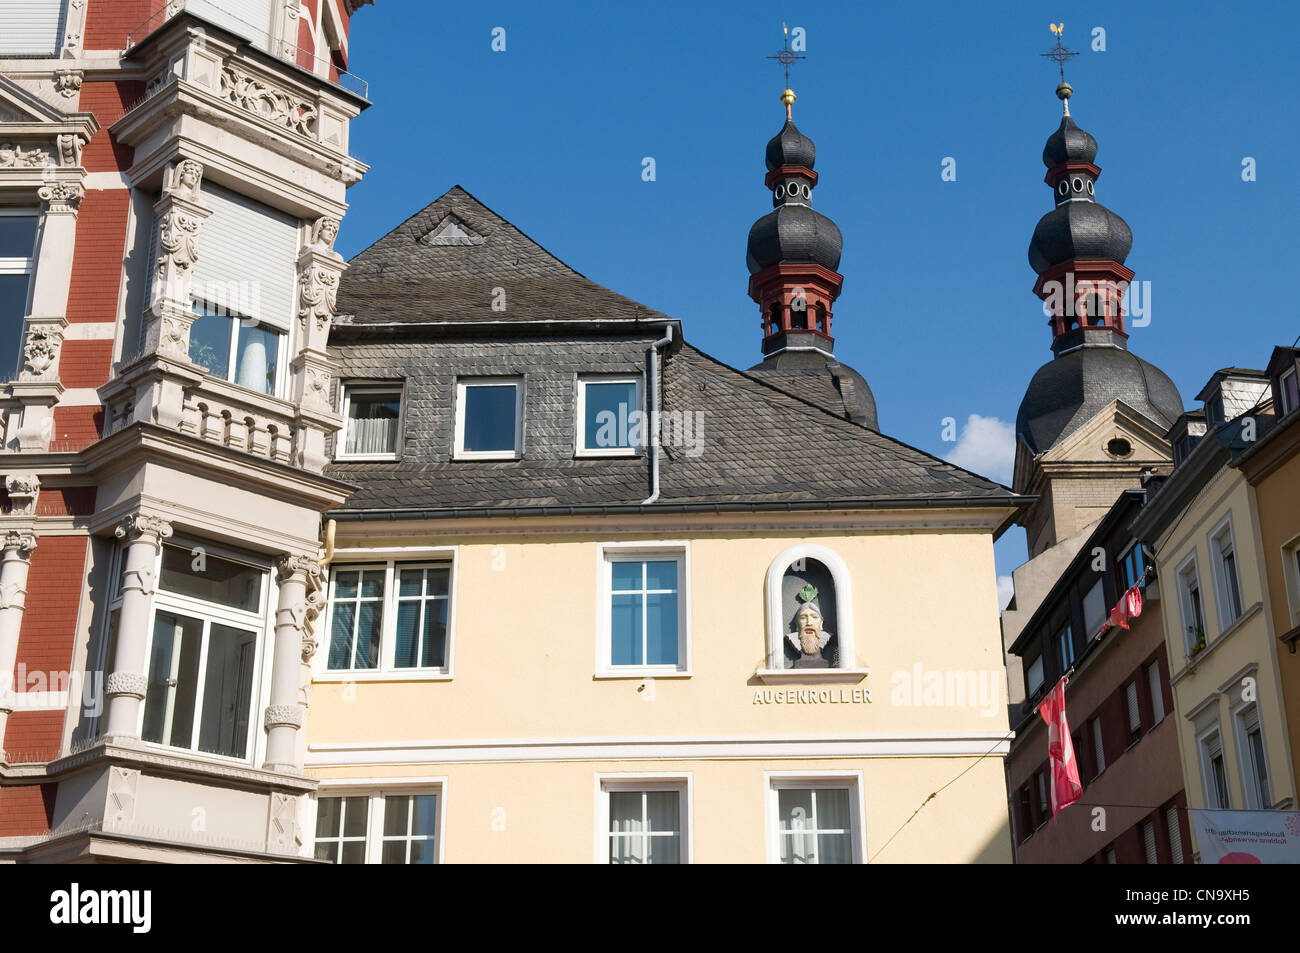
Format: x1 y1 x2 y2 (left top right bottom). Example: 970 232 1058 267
765 120 816 171
1016 347 1183 454
1042 115 1098 167
1028 201 1132 273
746 204 843 274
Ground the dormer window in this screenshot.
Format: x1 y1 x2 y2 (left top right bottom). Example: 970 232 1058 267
1282 367 1299 415
340 385 403 459
455 377 522 460
577 376 642 456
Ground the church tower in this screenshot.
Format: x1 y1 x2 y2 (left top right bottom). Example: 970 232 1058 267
1013 62 1183 558
743 70 878 429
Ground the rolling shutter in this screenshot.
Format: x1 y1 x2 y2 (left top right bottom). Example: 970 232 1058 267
1126 681 1141 733
187 0 275 52
0 0 66 56
1141 820 1157 863
191 183 299 329
1165 806 1183 864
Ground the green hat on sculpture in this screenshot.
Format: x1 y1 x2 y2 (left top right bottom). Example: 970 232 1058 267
797 583 818 603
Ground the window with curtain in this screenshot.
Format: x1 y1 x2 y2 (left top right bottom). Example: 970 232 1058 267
1211 523 1244 627
775 786 854 864
314 791 440 864
0 213 38 379
139 543 267 761
340 386 402 458
324 561 454 675
1202 731 1230 809
606 788 683 864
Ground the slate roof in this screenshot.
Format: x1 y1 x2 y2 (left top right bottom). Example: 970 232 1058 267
327 187 1023 516
337 185 673 327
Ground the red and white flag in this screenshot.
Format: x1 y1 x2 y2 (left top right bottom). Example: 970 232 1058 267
1036 677 1082 817
1109 584 1144 630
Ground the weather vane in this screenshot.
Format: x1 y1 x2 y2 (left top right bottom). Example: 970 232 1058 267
1041 23 1079 114
768 22 805 119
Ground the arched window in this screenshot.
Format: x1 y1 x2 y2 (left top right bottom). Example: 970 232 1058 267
768 303 783 333
814 302 827 334
762 544 858 675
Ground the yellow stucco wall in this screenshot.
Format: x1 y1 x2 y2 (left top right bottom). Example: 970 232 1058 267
303 519 1014 862
1152 468 1297 829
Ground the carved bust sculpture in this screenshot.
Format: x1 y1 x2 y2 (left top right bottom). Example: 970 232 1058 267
787 602 833 668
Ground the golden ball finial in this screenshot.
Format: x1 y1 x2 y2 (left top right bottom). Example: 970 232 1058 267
1056 81 1073 101
781 88 796 106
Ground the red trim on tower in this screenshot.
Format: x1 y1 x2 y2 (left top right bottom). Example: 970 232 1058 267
1044 161 1101 186
764 165 819 189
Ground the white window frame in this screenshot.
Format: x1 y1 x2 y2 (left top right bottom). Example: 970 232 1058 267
1207 515 1244 631
337 382 404 461
575 374 644 457
454 376 523 460
310 778 446 864
1177 553 1208 656
0 209 39 377
1147 660 1165 725
1281 367 1298 415
317 550 458 681
764 771 865 864
594 773 692 864
1287 539 1300 629
189 299 290 398
760 543 862 676
1197 725 1231 810
1091 717 1106 778
1231 698 1272 810
596 541 691 677
1082 579 1107 638
134 538 274 767
1025 655 1044 697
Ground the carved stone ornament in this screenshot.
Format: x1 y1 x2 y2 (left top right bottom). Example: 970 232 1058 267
301 586 325 663
0 144 52 168
263 703 305 731
298 263 340 331
54 68 83 98
56 133 83 167
154 314 190 359
0 580 27 611
1 530 37 558
105 671 148 700
157 207 203 278
786 602 833 669
267 791 300 853
37 182 84 213
166 159 203 200
220 63 318 138
275 552 322 587
106 765 140 825
4 474 39 517
303 365 332 411
311 216 339 252
19 325 62 380
115 513 174 544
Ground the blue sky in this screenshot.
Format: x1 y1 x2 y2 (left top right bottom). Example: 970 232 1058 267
339 1 1299 598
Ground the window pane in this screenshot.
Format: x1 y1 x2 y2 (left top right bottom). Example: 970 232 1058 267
394 601 419 667
188 310 232 379
462 384 517 452
316 797 342 838
340 842 366 865
0 216 37 257
610 594 642 666
608 792 643 833
777 789 814 832
158 545 262 612
398 568 423 597
610 561 641 592
142 612 203 749
197 623 257 758
409 795 438 836
816 788 852 829
645 791 679 833
816 831 853 864
583 381 637 450
647 834 681 864
342 796 368 837
359 571 385 600
408 839 437 864
327 603 356 669
381 840 408 864
383 795 410 836
780 832 816 864
425 568 449 597
644 560 677 592
609 836 645 864
355 601 382 668
233 321 282 394
334 570 358 599
345 392 401 455
422 599 447 668
645 592 678 665
0 273 30 379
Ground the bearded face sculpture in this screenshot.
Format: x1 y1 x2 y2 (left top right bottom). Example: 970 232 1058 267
787 603 833 667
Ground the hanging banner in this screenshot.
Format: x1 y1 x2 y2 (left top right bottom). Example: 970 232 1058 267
1189 809 1300 863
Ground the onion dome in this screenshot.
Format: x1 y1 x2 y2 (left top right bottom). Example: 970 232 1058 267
746 205 842 274
1042 114 1097 167
765 119 816 171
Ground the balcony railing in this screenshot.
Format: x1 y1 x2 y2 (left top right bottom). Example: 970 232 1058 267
126 0 369 100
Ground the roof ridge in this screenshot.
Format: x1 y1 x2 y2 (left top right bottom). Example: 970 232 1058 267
675 342 1014 493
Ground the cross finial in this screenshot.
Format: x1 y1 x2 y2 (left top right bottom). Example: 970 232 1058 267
767 22 805 120
1041 23 1079 115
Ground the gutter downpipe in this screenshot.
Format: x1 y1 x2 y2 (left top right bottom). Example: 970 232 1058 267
641 324 675 505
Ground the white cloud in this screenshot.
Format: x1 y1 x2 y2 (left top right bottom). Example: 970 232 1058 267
946 414 1015 486
996 574 1015 611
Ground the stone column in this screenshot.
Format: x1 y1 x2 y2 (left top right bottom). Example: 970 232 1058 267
265 553 321 772
103 514 173 739
0 530 38 756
